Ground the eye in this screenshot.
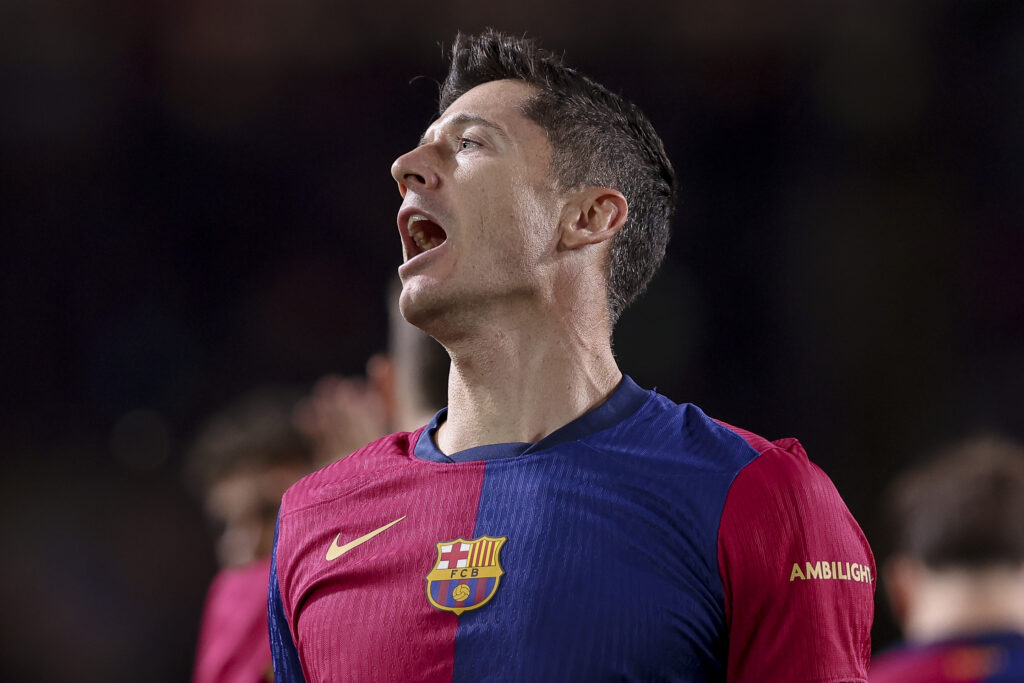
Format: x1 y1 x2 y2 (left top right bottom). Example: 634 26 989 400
458 137 481 151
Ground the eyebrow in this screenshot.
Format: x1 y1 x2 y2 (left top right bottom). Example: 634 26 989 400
419 113 510 146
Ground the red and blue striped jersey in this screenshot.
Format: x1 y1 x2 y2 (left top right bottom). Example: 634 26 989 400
871 631 1024 682
269 376 874 681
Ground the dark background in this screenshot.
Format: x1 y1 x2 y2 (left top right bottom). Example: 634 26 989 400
2 1 1022 679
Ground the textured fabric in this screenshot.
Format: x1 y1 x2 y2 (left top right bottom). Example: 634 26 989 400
870 631 1024 682
718 427 875 682
194 557 274 683
269 526 304 683
270 377 874 682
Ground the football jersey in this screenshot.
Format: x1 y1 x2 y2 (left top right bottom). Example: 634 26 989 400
870 631 1024 682
269 376 874 682
194 557 274 683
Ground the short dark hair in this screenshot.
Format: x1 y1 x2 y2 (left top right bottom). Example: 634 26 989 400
439 30 676 325
888 435 1024 569
185 388 313 495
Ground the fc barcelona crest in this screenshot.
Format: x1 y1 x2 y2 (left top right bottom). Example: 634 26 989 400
425 536 506 615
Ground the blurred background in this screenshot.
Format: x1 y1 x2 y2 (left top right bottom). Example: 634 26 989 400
2 0 1022 679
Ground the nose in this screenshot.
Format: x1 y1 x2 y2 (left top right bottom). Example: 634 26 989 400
391 146 439 196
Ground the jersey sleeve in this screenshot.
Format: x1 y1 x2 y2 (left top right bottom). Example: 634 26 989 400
269 513 307 683
717 436 874 682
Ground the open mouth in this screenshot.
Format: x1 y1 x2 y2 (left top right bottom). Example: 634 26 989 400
407 215 448 256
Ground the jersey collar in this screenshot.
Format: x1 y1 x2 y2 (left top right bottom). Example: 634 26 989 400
414 375 651 464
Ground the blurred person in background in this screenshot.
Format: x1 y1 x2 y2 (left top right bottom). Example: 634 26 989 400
188 389 315 683
191 279 447 682
294 277 450 469
269 30 873 682
871 436 1024 682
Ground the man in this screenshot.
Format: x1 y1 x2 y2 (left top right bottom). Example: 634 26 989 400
194 282 447 682
270 30 874 681
871 436 1024 682
294 277 450 469
188 389 314 683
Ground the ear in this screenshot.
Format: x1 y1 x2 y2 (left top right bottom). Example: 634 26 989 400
559 188 629 251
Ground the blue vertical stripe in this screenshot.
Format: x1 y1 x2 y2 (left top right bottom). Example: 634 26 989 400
448 397 752 681
268 514 306 682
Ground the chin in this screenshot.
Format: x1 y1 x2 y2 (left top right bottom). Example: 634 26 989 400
398 279 446 328
399 285 478 348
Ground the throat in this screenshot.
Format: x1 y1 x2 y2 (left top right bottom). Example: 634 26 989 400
438 340 622 454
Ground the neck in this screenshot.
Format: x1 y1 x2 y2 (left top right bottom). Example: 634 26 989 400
905 566 1024 643
434 304 621 455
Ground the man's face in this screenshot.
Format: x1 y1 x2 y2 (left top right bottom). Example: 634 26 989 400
391 79 562 328
205 464 306 568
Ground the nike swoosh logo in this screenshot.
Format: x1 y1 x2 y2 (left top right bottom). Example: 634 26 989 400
325 516 406 561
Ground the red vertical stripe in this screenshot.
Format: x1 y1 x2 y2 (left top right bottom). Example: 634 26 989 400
276 430 489 683
714 423 875 682
474 576 488 603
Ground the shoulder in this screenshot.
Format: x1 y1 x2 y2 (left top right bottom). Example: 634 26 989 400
714 420 870 567
614 395 844 520
717 422 843 510
711 422 875 680
208 556 273 595
202 556 272 622
271 429 421 616
280 429 421 517
607 393 763 476
869 642 945 683
872 633 1024 683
